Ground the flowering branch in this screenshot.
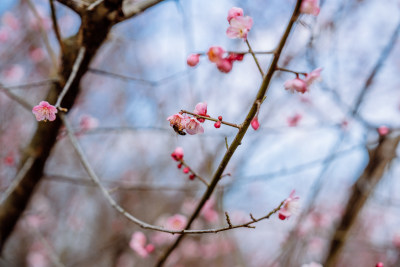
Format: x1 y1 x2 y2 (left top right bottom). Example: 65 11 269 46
181 110 241 130
61 113 285 235
157 1 303 265
176 159 209 187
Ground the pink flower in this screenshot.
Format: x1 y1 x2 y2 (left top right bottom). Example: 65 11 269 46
376 263 384 267
378 126 389 136
287 113 302 127
129 232 154 258
207 46 225 63
32 101 58 122
284 78 308 94
226 16 253 40
187 54 200 67
166 214 187 230
300 0 320 16
301 262 323 267
167 113 188 133
227 7 243 22
171 147 184 161
185 117 204 135
305 68 322 86
251 116 260 130
79 115 99 132
216 59 233 73
278 190 300 220
194 102 208 122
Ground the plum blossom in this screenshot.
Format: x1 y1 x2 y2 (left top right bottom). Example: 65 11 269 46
171 147 184 161
301 262 323 267
185 117 204 135
226 15 253 40
166 214 187 230
187 54 200 67
32 101 58 122
278 190 300 220
378 126 390 136
251 116 260 130
284 78 308 94
129 232 154 258
193 102 209 122
207 46 225 63
167 113 188 132
300 0 320 16
227 7 243 22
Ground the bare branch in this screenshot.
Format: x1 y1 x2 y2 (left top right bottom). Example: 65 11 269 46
49 0 65 55
119 0 166 22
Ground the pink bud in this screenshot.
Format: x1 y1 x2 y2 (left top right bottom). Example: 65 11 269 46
216 59 233 73
218 116 223 121
145 244 155 253
227 52 244 62
214 121 221 128
278 190 300 221
227 7 243 22
189 174 195 180
171 147 184 161
183 167 190 174
187 54 200 67
378 126 389 136
376 263 384 267
251 116 260 130
177 163 182 169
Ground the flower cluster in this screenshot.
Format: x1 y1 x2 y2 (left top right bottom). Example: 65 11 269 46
32 101 58 122
129 232 154 258
167 102 208 135
284 68 322 94
278 190 300 220
204 46 244 73
226 7 253 40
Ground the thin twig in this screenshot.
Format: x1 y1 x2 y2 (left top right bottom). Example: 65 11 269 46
87 0 103 10
246 39 265 77
55 47 86 108
275 67 307 76
25 0 58 68
0 85 33 111
4 79 59 90
49 0 65 55
181 110 241 129
176 159 209 187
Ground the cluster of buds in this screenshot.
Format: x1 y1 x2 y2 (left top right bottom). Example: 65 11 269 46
214 116 223 128
284 68 322 94
187 48 244 73
171 147 196 180
167 102 208 135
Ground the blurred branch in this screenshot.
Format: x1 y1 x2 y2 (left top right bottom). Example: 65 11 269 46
3 79 59 90
181 110 241 129
61 114 285 234
119 0 167 22
49 0 65 55
246 39 265 77
156 1 303 265
0 85 33 111
25 0 58 69
324 134 400 267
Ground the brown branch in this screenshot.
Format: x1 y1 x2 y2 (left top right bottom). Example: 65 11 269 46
181 110 241 129
246 39 265 77
49 0 66 55
156 1 303 266
324 134 400 267
119 0 166 22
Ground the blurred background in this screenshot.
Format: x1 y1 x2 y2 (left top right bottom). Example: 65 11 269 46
0 0 400 266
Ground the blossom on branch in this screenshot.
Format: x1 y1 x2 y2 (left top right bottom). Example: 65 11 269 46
185 117 204 135
278 190 300 220
194 102 209 122
207 46 225 63
251 116 260 130
305 67 322 86
226 15 253 40
167 113 188 134
300 0 320 16
32 101 58 122
284 78 308 94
